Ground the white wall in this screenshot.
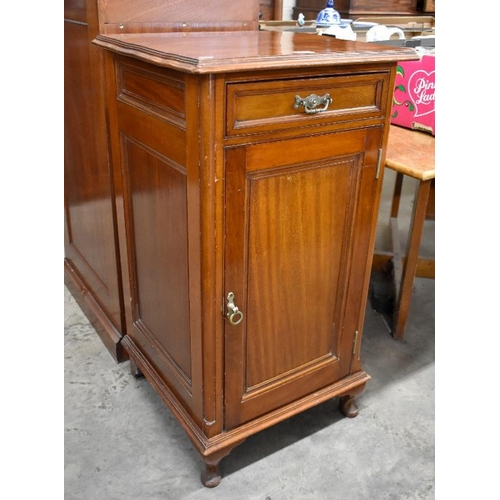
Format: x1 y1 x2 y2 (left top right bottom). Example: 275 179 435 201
282 0 296 20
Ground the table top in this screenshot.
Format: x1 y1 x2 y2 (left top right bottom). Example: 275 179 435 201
93 30 418 74
385 125 435 181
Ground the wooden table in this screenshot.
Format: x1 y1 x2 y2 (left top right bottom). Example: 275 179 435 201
374 125 435 339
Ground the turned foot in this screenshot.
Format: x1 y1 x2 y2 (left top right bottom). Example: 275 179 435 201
339 395 360 418
199 438 246 488
201 463 221 488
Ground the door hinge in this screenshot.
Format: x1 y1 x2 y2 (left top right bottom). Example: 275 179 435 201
375 148 383 179
352 330 359 354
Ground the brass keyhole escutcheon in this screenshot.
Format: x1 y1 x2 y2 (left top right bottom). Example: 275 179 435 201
226 292 244 325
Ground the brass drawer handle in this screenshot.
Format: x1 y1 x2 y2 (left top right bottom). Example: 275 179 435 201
294 93 332 114
226 292 244 325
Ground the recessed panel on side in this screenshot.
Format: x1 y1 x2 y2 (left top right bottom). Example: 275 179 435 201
123 137 192 388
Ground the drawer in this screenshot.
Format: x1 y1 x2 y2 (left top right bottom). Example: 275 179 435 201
226 72 389 136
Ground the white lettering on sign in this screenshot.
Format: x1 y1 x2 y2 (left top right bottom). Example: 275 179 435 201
413 78 435 104
408 69 435 118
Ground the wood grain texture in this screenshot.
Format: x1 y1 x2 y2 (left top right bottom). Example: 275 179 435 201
69 1 419 482
292 0 421 19
64 5 126 358
223 124 382 428
65 0 88 22
98 0 259 24
100 47 407 478
226 72 386 135
385 125 435 181
125 139 192 380
93 31 419 74
344 0 418 15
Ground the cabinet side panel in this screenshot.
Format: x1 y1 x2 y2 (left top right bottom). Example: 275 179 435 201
124 138 192 383
110 58 198 410
101 56 203 420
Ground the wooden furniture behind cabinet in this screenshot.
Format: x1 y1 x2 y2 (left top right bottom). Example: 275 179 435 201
259 0 283 19
64 0 264 362
292 0 434 21
373 125 435 339
65 0 418 489
64 0 127 362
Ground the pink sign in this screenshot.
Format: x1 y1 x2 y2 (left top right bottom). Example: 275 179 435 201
391 55 435 135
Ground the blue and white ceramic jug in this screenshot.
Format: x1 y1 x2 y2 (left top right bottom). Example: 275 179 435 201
316 0 341 27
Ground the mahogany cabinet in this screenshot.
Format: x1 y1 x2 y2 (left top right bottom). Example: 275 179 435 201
93 29 417 486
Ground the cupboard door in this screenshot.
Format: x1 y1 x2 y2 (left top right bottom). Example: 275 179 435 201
224 126 383 428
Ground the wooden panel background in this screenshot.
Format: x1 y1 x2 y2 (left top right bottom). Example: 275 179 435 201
98 0 255 23
292 0 421 19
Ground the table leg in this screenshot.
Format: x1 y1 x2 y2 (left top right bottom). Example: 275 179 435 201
390 172 404 219
392 178 432 339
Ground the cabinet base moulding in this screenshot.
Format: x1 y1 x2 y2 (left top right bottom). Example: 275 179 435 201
122 334 370 486
64 260 128 363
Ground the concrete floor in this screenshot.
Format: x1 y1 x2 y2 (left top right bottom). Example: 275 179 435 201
64 169 435 499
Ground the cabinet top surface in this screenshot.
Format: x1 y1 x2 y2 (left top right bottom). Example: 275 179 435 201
93 30 419 74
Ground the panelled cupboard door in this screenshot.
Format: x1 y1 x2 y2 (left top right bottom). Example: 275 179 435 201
224 126 383 428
